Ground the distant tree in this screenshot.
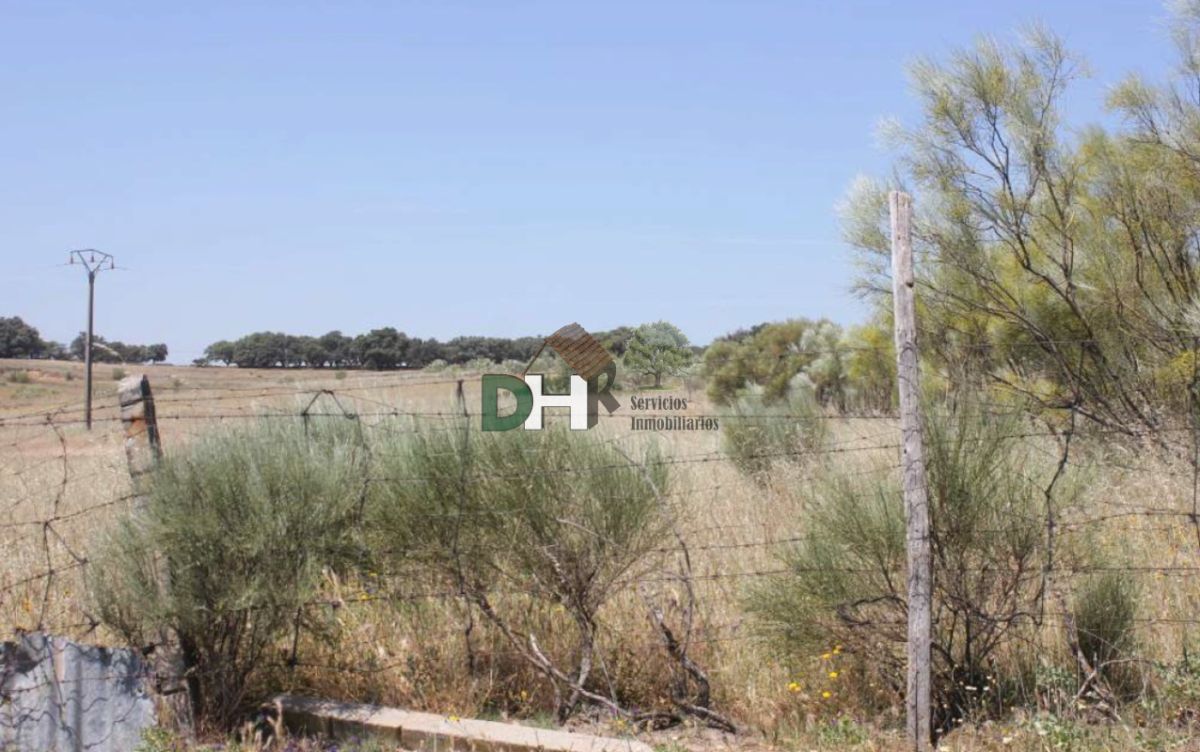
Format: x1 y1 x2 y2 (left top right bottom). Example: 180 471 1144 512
116 343 148 363
703 338 755 405
0 317 46 358
702 318 848 407
70 333 166 364
69 333 86 360
204 340 236 366
405 337 442 368
71 333 122 363
230 332 288 368
443 336 489 363
319 331 354 367
293 336 326 368
623 321 693 388
841 322 895 412
712 323 768 345
507 335 545 362
595 326 635 357
42 341 69 361
355 327 409 370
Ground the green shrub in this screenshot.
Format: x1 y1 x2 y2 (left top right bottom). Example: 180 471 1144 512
6 370 31 384
367 422 670 720
463 356 496 372
747 405 1060 731
721 389 828 480
526 351 572 393
111 367 127 381
89 419 368 727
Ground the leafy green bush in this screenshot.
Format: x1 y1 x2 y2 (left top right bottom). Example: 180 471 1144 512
6 370 31 384
89 419 367 727
111 367 127 381
721 389 828 480
747 405 1061 731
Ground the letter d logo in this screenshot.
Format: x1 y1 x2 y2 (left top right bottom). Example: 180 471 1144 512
481 374 534 431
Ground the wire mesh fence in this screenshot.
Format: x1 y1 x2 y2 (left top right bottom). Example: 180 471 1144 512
3 348 1200 737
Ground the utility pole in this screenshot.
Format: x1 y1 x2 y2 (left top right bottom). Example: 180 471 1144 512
890 191 931 751
68 249 115 430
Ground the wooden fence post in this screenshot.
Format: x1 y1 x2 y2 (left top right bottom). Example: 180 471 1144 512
118 374 194 736
890 191 932 751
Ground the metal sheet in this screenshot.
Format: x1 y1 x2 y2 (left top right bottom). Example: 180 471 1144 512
1 632 156 751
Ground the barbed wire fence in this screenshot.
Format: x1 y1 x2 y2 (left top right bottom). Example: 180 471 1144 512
2 339 1200 740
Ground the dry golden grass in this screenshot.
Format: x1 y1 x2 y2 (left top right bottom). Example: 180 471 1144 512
4 358 1200 751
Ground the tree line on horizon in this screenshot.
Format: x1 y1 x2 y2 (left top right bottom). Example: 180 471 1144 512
3 310 900 411
197 326 644 370
0 316 167 364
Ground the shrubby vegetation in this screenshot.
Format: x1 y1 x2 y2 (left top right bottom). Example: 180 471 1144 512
368 423 672 722
721 387 829 480
89 420 368 726
90 417 697 729
703 318 895 413
840 10 1200 437
76 6 1200 747
746 405 1112 734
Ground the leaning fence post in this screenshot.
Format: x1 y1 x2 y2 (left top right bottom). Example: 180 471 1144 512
890 191 932 751
118 374 195 736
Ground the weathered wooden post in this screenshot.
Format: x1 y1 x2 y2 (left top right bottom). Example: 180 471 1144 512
890 191 932 750
118 374 194 736
119 374 162 483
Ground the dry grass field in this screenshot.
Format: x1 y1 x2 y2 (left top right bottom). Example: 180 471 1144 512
4 358 1200 751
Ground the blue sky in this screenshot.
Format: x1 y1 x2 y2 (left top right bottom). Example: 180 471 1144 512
0 1 1181 362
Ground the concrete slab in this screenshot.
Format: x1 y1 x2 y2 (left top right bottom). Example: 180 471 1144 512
275 694 653 752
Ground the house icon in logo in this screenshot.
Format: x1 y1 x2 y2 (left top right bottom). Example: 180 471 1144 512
525 323 611 379
482 323 620 431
